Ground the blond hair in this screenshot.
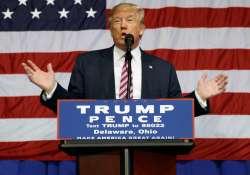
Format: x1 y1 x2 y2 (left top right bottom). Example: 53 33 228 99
109 3 145 27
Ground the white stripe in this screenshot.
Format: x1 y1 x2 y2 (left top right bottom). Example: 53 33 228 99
0 115 250 141
0 30 113 53
195 115 250 138
177 70 250 93
0 73 70 97
0 70 249 96
1 28 250 53
142 28 250 50
107 0 250 8
0 118 56 141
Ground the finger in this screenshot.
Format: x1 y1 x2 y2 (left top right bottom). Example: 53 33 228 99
217 74 228 81
216 75 228 86
202 74 208 79
214 74 226 82
214 74 224 82
218 87 226 94
22 62 35 75
218 74 228 80
27 60 40 72
47 63 54 73
201 73 208 80
219 80 228 89
214 84 227 95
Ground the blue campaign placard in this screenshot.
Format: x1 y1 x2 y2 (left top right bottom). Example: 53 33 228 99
58 99 194 140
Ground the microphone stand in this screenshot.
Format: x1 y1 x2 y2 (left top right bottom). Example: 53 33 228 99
120 44 133 175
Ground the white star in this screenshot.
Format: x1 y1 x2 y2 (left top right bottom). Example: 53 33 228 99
74 0 82 5
86 8 97 18
58 8 69 19
18 0 28 6
46 0 55 5
2 8 14 19
30 8 42 19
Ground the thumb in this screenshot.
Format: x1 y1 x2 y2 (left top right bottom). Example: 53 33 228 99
47 63 54 73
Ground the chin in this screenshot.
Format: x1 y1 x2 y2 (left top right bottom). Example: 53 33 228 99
116 44 126 50
117 41 125 46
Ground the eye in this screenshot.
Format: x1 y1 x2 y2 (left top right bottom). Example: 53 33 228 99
127 17 135 22
112 18 121 24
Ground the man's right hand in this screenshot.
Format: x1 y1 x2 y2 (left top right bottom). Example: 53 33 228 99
22 60 56 94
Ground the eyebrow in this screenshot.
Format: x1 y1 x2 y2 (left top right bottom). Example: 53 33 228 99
127 15 136 18
113 15 137 20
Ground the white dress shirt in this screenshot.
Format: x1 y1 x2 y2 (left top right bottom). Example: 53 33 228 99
113 45 142 99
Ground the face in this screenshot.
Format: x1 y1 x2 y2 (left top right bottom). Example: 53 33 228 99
110 6 145 51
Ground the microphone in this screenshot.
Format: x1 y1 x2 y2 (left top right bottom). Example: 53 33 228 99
125 34 134 52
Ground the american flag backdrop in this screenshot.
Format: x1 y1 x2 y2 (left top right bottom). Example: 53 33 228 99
0 0 250 160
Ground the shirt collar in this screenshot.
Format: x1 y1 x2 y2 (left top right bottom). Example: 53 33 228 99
113 45 141 62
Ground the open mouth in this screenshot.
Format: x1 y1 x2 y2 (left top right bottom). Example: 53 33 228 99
121 32 127 38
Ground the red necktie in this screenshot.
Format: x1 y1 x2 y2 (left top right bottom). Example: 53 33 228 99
119 59 133 99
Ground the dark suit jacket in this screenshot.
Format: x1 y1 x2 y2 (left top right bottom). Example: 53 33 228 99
41 46 209 116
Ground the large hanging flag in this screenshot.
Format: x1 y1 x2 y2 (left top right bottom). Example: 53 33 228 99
0 0 250 160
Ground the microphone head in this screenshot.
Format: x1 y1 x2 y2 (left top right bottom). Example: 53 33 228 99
125 34 134 49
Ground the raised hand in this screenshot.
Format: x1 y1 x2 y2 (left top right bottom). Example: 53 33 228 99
196 73 228 101
22 60 56 93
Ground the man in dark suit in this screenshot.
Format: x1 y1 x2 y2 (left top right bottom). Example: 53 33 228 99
22 3 228 116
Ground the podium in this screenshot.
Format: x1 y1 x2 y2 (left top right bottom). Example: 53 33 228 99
58 99 194 175
60 139 194 175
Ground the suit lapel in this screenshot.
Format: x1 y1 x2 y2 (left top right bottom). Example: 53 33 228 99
141 51 153 98
99 47 116 99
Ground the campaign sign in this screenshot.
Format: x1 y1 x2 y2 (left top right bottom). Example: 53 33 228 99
58 99 194 140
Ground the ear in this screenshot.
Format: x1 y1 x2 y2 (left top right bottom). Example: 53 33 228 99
139 25 145 37
139 29 144 37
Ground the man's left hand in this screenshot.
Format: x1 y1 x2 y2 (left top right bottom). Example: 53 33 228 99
196 73 228 101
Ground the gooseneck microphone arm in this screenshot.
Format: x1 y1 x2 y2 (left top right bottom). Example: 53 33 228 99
124 34 134 99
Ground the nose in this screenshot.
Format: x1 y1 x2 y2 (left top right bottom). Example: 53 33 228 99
120 19 128 29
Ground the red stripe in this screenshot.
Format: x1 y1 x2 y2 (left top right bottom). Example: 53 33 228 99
0 96 56 118
1 49 249 74
0 140 74 160
107 7 250 28
146 49 250 70
0 139 249 160
209 93 250 115
120 74 128 83
0 93 249 118
183 93 250 115
119 87 127 96
178 139 250 160
0 52 82 74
